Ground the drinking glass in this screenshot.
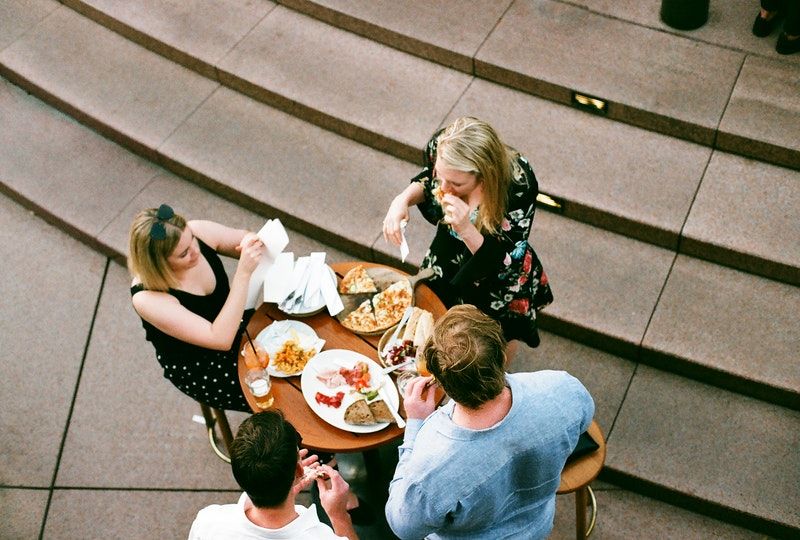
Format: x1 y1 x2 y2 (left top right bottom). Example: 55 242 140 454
245 368 274 409
242 342 269 370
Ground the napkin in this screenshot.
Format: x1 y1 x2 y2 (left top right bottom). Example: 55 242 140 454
264 251 295 303
399 219 409 263
320 266 344 316
278 256 311 311
257 218 289 257
246 219 290 309
292 329 326 353
300 252 326 310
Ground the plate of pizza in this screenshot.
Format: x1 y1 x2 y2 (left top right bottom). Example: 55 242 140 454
336 265 414 335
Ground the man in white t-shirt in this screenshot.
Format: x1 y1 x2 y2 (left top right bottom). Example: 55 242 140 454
188 410 358 539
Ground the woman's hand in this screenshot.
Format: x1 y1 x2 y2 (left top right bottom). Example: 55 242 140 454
441 193 472 234
402 376 437 420
235 233 264 275
383 196 410 246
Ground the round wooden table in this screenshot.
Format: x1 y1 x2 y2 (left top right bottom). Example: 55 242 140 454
238 261 446 453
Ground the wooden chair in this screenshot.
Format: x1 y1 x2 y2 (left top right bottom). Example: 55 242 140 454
199 403 234 463
558 420 606 539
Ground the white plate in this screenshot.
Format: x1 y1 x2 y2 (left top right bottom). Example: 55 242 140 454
255 320 325 378
280 266 337 317
300 349 400 434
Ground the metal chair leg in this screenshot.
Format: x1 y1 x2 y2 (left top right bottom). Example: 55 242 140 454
199 403 231 463
574 485 598 538
212 407 234 455
586 485 597 536
575 486 587 539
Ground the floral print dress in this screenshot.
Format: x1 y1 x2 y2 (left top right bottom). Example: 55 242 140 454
413 132 553 347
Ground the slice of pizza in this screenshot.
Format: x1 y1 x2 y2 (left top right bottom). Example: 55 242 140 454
339 265 378 294
373 280 412 329
341 298 378 333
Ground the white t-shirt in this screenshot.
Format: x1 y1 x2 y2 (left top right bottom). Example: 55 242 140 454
188 493 346 540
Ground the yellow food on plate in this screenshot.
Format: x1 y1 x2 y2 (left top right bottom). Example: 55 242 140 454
273 339 316 374
339 264 378 294
341 298 379 333
373 280 412 329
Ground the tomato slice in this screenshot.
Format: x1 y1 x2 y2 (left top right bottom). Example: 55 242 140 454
315 391 345 408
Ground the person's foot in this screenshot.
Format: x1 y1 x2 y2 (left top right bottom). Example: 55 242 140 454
776 32 800 54
752 9 779 37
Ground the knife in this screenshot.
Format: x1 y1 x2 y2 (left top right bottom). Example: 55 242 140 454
377 384 406 429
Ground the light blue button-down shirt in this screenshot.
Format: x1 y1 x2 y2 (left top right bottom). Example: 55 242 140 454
386 371 594 540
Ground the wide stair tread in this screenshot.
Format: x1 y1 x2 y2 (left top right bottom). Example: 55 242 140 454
64 0 800 171
282 0 800 170
0 4 797 410
2 67 788 539
523 332 799 538
2 1 798 287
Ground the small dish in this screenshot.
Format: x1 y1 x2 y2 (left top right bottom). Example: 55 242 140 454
377 326 418 371
255 320 325 377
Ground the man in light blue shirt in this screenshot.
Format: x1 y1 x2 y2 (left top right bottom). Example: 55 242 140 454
385 305 594 539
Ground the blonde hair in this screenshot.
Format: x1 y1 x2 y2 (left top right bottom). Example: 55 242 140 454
422 305 507 409
436 117 514 235
127 207 187 292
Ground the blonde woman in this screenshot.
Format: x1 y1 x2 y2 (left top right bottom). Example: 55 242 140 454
383 117 552 349
128 204 264 411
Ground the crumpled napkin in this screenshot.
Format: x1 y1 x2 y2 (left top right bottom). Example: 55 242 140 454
399 219 409 263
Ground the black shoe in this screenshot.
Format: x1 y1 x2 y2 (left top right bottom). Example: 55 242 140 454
776 32 800 54
752 12 778 37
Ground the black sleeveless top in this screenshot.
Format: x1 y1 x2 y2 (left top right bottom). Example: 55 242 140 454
131 239 251 411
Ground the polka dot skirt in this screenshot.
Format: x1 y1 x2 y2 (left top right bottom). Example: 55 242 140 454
157 349 250 412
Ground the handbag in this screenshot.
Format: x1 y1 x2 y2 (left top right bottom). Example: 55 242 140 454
529 245 553 311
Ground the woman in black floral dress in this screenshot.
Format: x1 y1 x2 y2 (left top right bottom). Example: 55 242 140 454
383 117 552 349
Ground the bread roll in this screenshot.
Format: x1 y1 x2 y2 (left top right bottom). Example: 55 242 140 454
413 311 434 347
401 307 423 342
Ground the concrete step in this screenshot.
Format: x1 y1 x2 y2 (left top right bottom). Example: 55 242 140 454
1 4 798 408
2 2 798 287
276 0 800 171
1 30 797 540
603 364 800 538
530 213 800 410
0 77 350 269
64 0 800 171
3 52 798 412
512 332 799 538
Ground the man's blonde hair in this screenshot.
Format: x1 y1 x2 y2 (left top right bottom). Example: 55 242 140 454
422 305 507 409
127 207 187 292
436 117 514 235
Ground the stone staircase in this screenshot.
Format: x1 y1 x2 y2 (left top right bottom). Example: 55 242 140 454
1 0 797 537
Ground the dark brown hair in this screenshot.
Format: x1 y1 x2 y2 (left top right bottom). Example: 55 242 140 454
230 410 299 508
